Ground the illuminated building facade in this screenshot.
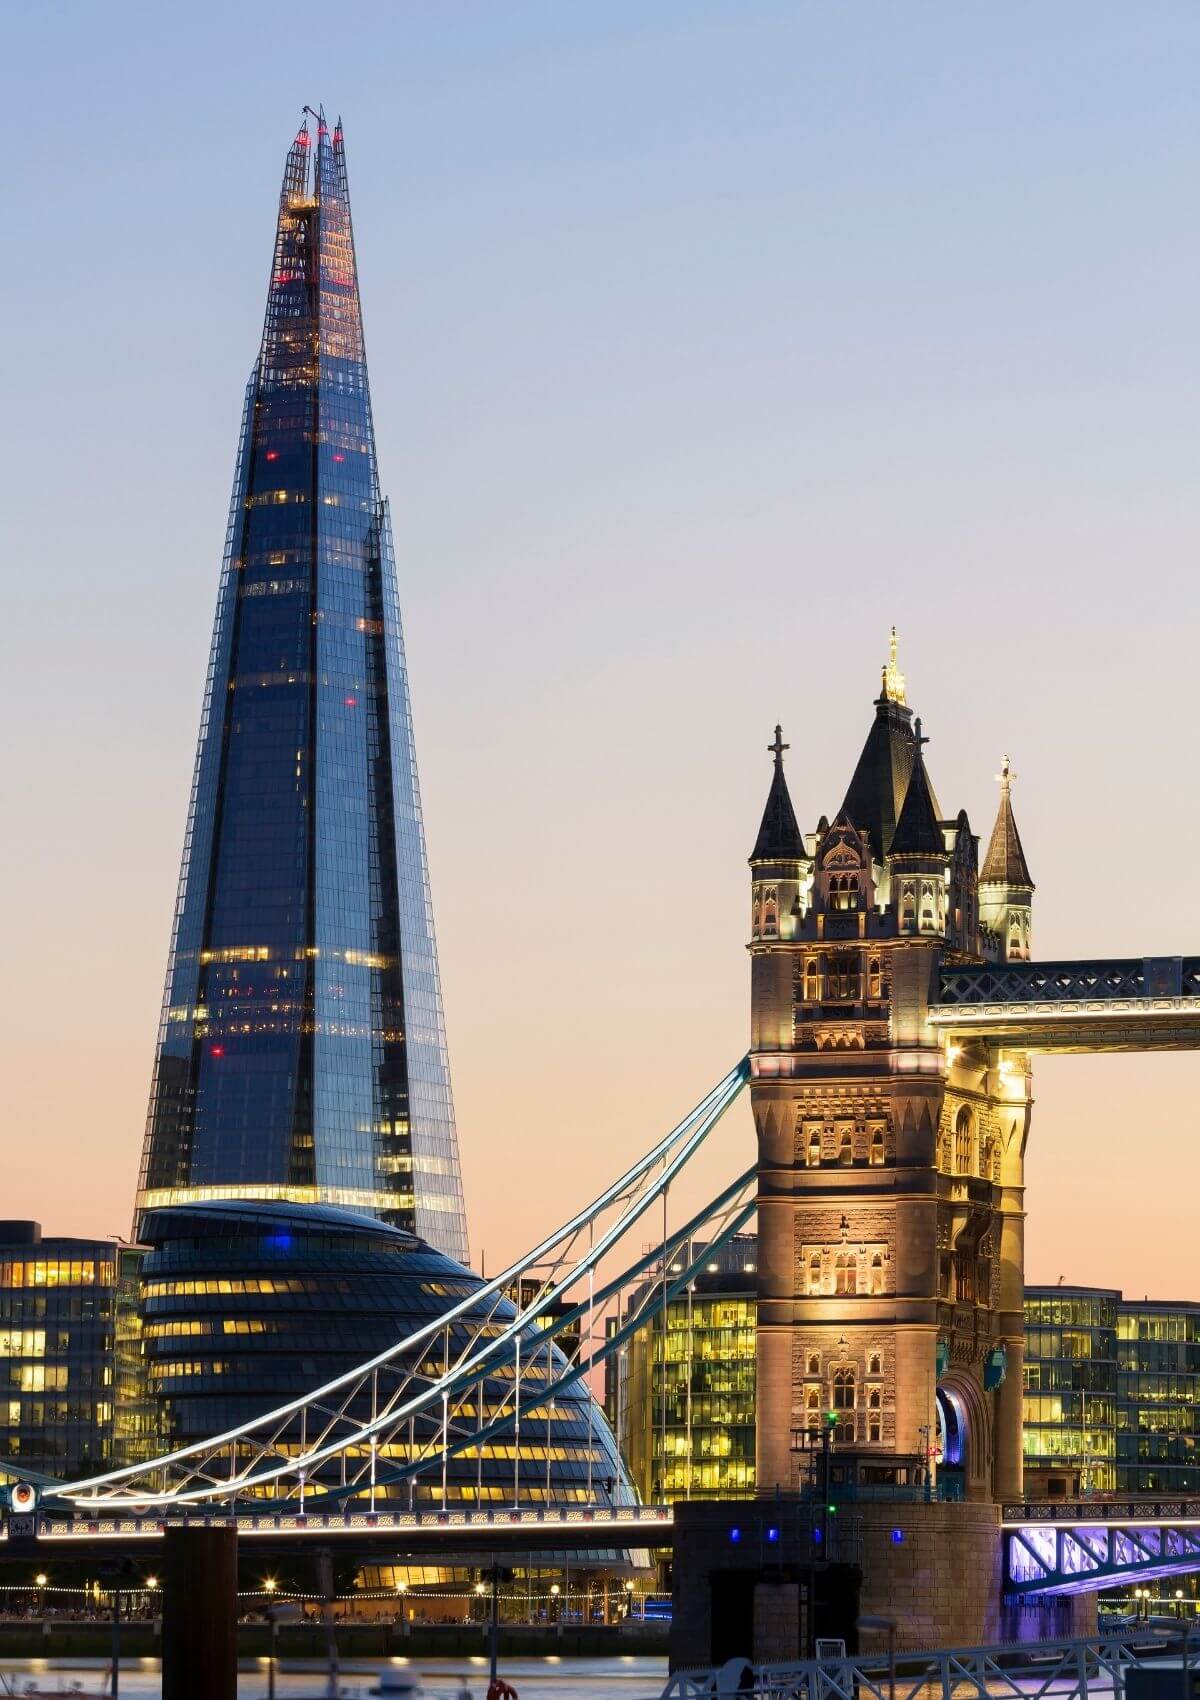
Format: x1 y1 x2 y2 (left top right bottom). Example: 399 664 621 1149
136 112 467 1260
139 1200 631 1506
1116 1298 1200 1494
607 1235 758 1503
751 636 1034 1501
0 1223 124 1477
1023 1287 1119 1496
1024 1286 1200 1497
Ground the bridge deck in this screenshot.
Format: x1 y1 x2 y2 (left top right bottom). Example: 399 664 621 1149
1 1503 675 1554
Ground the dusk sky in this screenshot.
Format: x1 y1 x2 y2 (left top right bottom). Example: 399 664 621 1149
2 3 1198 1295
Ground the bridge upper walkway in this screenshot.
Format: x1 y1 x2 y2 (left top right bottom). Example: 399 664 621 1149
930 957 1200 1051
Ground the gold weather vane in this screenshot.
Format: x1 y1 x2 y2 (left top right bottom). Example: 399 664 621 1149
882 626 907 706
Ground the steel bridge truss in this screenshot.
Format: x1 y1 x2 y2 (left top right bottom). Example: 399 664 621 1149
13 1061 752 1514
930 958 1200 1052
1004 1503 1200 1595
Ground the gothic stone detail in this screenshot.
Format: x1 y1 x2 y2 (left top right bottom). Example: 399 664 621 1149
751 650 1034 1504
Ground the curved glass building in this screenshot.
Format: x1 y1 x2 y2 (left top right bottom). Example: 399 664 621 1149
139 1201 632 1507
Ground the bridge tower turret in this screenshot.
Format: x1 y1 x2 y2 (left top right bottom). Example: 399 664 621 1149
750 636 1030 1509
979 756 1034 961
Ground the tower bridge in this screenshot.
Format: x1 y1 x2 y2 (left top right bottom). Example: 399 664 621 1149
9 629 1198 1670
11 629 1200 1660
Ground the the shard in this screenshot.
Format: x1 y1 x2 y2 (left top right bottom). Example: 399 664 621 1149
135 113 469 1262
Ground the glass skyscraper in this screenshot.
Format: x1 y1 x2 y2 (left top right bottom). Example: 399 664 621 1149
136 113 468 1261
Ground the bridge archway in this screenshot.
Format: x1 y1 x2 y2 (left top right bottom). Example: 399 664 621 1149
937 1371 992 1502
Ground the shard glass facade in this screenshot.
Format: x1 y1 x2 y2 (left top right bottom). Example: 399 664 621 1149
136 116 468 1262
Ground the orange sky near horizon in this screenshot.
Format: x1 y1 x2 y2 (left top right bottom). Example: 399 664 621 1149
2 4 1199 1303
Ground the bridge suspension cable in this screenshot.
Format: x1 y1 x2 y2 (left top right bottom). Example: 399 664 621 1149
21 1058 751 1511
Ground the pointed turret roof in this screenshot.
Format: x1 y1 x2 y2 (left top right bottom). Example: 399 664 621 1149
889 719 947 858
841 631 940 859
751 725 805 861
981 755 1033 887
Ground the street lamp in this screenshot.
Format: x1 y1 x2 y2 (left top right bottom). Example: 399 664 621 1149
35 1574 47 1589
263 1578 277 1595
145 1576 158 1594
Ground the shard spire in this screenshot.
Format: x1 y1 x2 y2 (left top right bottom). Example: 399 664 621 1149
136 117 469 1261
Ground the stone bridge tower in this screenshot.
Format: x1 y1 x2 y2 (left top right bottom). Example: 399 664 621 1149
751 635 1033 1504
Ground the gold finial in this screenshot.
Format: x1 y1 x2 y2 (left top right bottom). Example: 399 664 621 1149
995 753 1016 795
882 625 906 705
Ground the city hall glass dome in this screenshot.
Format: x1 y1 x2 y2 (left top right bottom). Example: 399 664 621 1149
138 1201 632 1508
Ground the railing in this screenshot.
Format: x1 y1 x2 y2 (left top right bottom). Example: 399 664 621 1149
661 1632 1193 1700
936 959 1200 1008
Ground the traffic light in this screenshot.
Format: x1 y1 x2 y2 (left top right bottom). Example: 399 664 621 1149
825 1410 838 1428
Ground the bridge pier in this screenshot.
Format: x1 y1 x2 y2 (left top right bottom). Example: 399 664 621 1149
161 1524 238 1700
670 1499 1096 1667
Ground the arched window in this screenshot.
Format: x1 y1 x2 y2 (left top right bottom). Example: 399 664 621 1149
868 1353 881 1375
826 953 858 1000
837 1129 853 1166
900 887 915 929
807 1353 821 1376
868 1387 881 1443
833 1368 856 1440
955 1107 974 1176
920 881 936 931
834 1252 857 1296
806 1127 822 1167
807 1254 822 1296
763 886 778 936
805 1385 821 1430
869 1129 885 1167
868 956 882 998
804 959 821 1001
869 1252 885 1295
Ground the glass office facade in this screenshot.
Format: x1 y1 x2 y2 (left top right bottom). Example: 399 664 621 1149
1023 1287 1119 1495
0 1223 126 1478
1023 1288 1200 1496
609 1235 758 1503
1116 1301 1200 1494
136 115 467 1261
139 1201 632 1507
